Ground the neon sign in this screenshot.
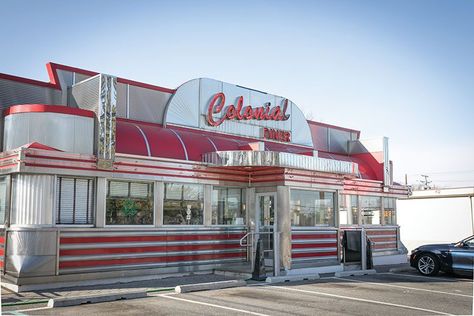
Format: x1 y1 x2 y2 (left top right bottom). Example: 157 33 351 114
206 92 290 127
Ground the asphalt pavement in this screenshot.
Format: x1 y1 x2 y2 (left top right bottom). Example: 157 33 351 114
7 271 472 316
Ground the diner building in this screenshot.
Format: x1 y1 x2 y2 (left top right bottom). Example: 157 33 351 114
0 63 409 291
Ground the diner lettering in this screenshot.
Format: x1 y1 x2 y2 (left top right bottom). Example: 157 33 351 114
207 92 290 126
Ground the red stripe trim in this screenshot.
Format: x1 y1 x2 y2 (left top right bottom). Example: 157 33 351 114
372 243 397 249
59 252 244 269
291 234 336 240
60 234 245 244
292 251 337 258
0 249 4 256
25 153 96 163
367 237 397 242
0 260 3 268
366 230 397 236
292 243 337 249
0 236 4 243
60 243 241 256
4 104 95 118
0 163 17 169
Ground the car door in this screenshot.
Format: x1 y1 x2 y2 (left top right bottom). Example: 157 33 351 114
450 236 474 274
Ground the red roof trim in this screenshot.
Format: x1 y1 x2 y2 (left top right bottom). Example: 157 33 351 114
4 104 95 118
307 120 361 137
0 62 176 94
0 72 56 89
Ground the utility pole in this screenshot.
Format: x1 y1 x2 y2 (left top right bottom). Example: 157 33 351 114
419 174 432 190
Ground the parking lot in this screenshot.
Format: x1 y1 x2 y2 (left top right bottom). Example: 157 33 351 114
6 271 473 316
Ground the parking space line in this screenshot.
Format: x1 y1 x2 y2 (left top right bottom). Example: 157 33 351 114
381 272 472 283
157 294 270 316
2 306 52 315
334 276 473 298
271 285 452 315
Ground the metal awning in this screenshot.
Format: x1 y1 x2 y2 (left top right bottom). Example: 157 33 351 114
202 151 359 175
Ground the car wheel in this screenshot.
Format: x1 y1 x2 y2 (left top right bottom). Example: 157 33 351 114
416 253 440 276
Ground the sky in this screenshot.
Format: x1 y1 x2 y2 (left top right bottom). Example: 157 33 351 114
1 0 473 187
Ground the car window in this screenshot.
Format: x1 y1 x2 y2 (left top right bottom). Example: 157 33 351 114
464 237 474 247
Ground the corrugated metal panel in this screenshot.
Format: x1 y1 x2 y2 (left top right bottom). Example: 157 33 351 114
128 85 171 124
70 75 100 112
11 175 54 226
58 227 247 274
291 228 338 262
0 78 62 111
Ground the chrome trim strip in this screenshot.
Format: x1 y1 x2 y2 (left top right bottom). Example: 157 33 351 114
133 124 151 157
291 247 337 254
60 248 246 262
291 239 337 244
60 239 242 250
169 129 189 160
206 137 218 152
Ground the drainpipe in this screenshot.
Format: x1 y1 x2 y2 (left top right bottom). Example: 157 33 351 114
470 196 474 235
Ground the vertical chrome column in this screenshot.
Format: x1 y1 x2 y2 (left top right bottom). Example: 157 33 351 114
97 74 117 170
154 182 164 227
277 186 291 272
203 185 212 226
95 178 107 228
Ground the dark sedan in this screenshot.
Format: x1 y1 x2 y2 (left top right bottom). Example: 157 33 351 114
410 235 474 276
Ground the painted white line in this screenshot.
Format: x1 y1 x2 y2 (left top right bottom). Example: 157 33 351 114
381 272 473 283
334 276 473 298
158 294 270 316
270 285 453 315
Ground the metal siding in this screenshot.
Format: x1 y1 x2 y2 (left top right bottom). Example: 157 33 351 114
328 128 350 154
11 175 55 226
128 85 171 124
116 82 127 118
0 78 62 111
70 75 101 111
58 227 247 274
291 228 338 262
3 112 94 154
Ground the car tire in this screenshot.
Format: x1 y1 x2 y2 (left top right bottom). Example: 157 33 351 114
416 253 440 276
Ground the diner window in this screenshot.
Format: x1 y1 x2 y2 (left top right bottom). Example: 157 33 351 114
383 198 397 225
290 189 335 226
106 180 153 225
0 176 8 225
212 187 246 225
360 196 382 225
56 177 94 225
163 183 204 225
339 195 358 225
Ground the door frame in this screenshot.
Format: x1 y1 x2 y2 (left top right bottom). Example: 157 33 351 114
255 192 280 276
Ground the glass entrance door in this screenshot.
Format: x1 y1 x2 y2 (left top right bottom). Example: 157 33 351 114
256 194 276 271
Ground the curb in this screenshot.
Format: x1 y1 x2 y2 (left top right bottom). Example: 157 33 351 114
335 269 376 277
388 267 415 273
175 280 246 294
265 274 320 284
47 291 147 308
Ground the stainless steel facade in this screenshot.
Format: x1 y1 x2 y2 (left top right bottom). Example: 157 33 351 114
0 63 410 291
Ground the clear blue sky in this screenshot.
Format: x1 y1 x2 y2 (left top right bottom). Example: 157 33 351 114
1 0 473 187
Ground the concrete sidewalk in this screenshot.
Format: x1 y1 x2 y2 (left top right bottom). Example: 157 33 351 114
1 273 237 308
